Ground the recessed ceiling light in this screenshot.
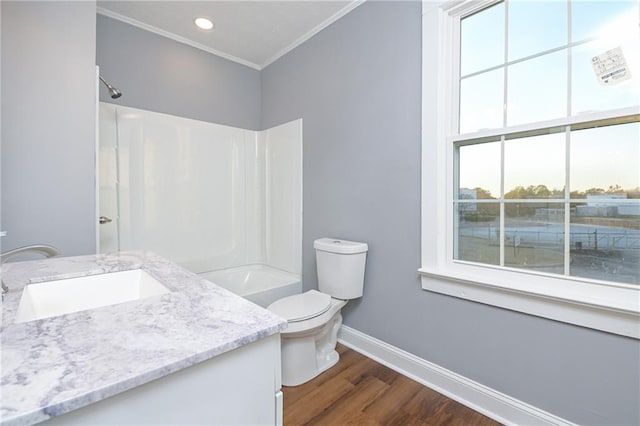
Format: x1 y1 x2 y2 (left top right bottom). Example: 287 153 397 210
194 17 214 31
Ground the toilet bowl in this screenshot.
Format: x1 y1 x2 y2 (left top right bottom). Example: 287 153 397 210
268 238 368 386
269 290 347 386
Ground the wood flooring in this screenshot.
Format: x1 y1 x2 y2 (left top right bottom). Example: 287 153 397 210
282 344 501 426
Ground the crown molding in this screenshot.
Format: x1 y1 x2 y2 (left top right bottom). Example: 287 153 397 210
260 0 367 69
96 7 262 70
97 1 366 71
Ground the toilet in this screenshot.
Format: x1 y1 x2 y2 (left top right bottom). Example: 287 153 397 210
268 237 368 386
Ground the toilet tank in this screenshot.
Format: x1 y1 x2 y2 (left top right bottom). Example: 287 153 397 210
314 238 368 300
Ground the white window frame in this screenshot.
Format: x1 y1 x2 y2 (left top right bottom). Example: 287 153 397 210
420 0 640 339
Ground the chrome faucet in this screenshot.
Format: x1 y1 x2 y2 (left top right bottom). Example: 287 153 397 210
1 245 60 299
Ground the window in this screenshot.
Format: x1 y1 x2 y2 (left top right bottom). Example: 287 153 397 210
421 0 640 338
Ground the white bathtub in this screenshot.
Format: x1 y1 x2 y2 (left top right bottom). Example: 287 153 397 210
199 264 301 307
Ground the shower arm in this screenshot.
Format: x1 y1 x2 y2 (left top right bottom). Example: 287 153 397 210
99 75 122 99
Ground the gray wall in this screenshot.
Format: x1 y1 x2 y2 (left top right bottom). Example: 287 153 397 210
261 2 640 425
96 15 261 131
1 1 97 256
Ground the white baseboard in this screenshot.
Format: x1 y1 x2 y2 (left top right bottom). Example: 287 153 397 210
338 325 575 426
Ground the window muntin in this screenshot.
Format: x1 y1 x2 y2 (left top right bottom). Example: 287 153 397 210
454 0 640 286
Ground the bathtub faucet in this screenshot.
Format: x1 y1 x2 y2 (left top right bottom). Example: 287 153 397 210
1 245 60 300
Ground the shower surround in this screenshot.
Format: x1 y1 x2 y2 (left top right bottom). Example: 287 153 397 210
99 104 302 303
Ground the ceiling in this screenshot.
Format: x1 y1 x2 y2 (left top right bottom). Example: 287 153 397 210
97 1 364 70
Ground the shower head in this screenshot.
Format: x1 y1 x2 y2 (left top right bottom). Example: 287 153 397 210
99 75 122 99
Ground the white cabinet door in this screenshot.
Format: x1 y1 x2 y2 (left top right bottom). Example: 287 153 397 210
45 334 282 425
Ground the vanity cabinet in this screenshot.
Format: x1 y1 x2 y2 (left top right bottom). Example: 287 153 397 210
44 334 282 425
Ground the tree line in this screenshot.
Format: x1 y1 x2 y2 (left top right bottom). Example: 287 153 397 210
460 184 640 221
463 184 639 200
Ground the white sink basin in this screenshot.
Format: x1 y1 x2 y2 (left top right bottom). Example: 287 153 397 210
15 269 171 323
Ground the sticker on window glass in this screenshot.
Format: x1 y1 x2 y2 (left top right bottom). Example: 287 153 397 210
591 47 632 86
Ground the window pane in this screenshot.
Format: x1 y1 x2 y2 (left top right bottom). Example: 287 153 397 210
455 202 500 265
460 68 504 133
570 123 640 198
570 202 640 284
460 2 505 76
458 142 501 199
572 1 639 43
572 41 640 115
504 133 565 199
504 202 565 273
508 0 567 61
507 50 567 126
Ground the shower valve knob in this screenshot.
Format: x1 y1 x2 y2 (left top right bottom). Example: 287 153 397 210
99 216 113 225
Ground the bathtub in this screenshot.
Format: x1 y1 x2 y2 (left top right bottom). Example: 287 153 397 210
199 264 301 308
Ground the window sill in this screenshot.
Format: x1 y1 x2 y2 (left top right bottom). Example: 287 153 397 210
419 266 640 339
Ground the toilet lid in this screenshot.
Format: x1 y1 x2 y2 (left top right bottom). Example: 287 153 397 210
268 290 331 322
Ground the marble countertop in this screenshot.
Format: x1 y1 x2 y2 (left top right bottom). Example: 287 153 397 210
0 251 287 426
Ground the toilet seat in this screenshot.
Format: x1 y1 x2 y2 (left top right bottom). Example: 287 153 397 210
268 290 331 322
